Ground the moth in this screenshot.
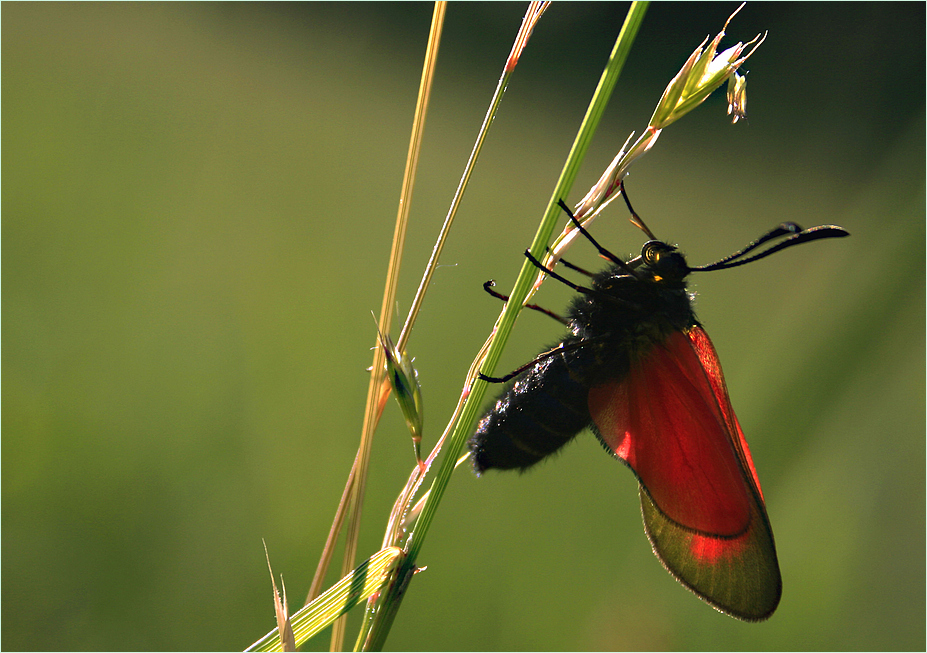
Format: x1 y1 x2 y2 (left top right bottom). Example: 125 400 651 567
470 187 848 620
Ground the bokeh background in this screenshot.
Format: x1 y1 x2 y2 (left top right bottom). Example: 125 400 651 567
4 2 924 650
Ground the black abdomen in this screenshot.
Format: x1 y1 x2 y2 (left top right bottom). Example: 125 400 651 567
468 345 593 474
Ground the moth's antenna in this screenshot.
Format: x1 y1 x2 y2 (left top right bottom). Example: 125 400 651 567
692 224 849 272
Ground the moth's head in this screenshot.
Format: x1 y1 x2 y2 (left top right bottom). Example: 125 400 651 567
638 240 689 285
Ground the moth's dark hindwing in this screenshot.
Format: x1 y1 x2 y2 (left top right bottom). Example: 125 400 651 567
471 254 697 474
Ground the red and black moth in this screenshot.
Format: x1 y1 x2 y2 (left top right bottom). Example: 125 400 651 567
469 187 848 621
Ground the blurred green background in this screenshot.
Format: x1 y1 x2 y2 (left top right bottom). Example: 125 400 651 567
4 2 924 650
